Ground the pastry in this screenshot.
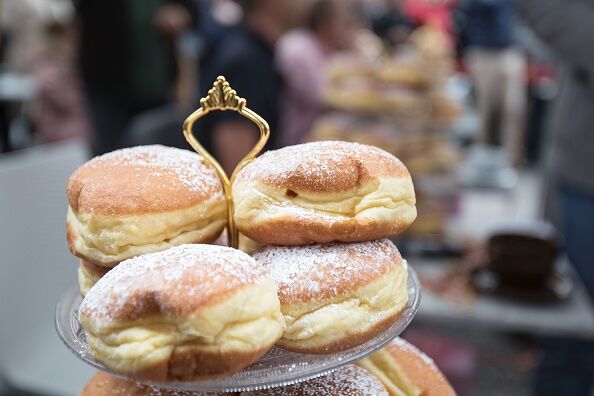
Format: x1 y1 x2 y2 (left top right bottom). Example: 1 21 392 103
240 365 388 395
233 141 416 245
79 244 285 381
67 145 226 270
358 338 456 396
253 239 408 353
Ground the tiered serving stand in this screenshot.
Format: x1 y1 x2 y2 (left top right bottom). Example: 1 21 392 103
54 77 421 393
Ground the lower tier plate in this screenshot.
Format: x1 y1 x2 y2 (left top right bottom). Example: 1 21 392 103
55 268 420 393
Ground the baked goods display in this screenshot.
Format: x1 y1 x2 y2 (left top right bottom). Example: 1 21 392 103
358 338 456 396
232 141 416 245
66 145 226 295
253 240 408 353
310 25 463 240
53 76 454 394
81 372 232 396
79 244 284 381
240 365 389 395
324 26 460 126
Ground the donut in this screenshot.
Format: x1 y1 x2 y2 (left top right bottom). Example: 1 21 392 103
232 141 416 245
78 260 111 296
252 239 408 354
240 365 388 395
358 338 456 396
67 145 226 269
79 244 285 381
81 372 232 395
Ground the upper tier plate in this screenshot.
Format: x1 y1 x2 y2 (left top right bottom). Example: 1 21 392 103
55 268 420 393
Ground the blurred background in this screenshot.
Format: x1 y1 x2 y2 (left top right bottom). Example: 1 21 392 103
1 0 594 395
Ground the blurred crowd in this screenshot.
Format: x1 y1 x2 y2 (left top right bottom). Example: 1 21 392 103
1 0 594 395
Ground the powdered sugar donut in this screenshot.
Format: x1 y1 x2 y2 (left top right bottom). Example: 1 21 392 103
232 141 416 245
67 145 226 271
253 239 408 354
358 338 456 396
79 244 285 381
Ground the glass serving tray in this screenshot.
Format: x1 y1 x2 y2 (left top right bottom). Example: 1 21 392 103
55 268 420 393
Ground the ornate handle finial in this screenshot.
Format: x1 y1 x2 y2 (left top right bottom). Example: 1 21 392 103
200 76 246 111
183 76 270 249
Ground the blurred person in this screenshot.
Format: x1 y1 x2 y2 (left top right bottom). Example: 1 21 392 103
30 19 90 143
196 0 241 92
0 0 59 72
370 0 418 48
459 0 526 166
514 0 594 394
276 0 358 147
76 0 196 155
199 0 304 175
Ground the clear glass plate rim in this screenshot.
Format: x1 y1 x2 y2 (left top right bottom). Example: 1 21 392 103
55 268 421 392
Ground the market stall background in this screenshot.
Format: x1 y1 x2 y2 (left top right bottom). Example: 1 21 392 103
1 0 593 395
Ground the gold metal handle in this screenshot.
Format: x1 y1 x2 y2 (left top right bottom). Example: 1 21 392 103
183 76 270 249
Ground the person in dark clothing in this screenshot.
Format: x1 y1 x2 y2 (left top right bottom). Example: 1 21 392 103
198 0 300 175
76 0 196 155
459 0 526 166
513 1 594 394
371 0 418 48
459 0 516 49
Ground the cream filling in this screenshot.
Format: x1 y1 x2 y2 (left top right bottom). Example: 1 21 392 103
81 279 285 374
358 350 422 396
233 177 416 226
68 197 226 264
278 265 408 350
78 264 102 297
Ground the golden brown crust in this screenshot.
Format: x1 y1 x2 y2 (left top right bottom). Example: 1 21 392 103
385 339 456 396
67 145 223 216
253 240 403 304
116 344 275 382
80 259 111 278
81 371 232 395
79 245 268 321
235 141 410 194
241 216 412 247
276 306 405 354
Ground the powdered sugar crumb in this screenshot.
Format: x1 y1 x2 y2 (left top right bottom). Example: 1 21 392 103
86 145 221 195
391 337 441 373
253 239 402 302
241 365 388 395
235 141 405 190
80 244 267 321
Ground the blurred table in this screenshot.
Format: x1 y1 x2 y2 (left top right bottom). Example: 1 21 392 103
412 171 594 339
412 259 594 339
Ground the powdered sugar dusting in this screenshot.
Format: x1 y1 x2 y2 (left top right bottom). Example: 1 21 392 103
87 145 220 194
241 365 388 395
253 239 402 303
390 337 441 373
80 244 267 321
235 141 406 191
